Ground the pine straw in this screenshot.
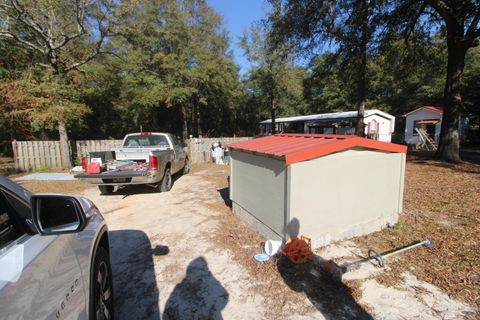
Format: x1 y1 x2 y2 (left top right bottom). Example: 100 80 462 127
200 160 480 317
352 160 480 313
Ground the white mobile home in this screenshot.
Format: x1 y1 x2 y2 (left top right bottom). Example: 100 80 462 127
260 109 396 142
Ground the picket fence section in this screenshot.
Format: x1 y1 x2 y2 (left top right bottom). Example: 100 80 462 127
188 137 252 164
12 137 253 170
75 140 123 158
12 140 65 171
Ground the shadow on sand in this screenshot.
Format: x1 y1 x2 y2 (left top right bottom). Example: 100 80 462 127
277 218 373 320
216 187 231 208
163 257 229 320
109 229 162 319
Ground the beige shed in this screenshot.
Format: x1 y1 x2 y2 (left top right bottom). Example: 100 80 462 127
228 134 407 247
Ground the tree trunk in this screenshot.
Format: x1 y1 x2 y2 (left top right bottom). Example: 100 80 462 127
355 0 368 137
436 37 467 162
196 104 203 137
58 120 72 168
270 88 277 134
181 104 188 141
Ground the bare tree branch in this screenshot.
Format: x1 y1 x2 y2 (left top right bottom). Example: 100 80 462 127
9 0 51 43
63 31 107 73
403 2 427 42
0 31 45 53
466 12 480 38
425 0 456 29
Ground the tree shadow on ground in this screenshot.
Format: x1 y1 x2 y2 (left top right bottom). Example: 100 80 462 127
277 255 373 320
216 187 231 207
109 230 162 319
163 256 229 320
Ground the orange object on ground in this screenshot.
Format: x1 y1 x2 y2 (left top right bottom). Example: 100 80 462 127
280 236 314 264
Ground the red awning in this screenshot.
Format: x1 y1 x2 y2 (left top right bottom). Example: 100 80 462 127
416 119 440 125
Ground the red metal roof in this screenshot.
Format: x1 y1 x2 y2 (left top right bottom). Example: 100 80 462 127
228 134 407 165
423 106 443 113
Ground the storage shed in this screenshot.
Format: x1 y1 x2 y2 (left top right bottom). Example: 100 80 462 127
228 134 407 247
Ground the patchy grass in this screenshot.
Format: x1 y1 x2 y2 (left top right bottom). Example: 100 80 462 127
17 180 93 194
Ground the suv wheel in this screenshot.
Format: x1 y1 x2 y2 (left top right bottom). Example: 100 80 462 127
92 246 114 320
98 185 114 195
159 168 172 192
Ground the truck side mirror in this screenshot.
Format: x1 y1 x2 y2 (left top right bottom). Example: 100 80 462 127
30 195 95 235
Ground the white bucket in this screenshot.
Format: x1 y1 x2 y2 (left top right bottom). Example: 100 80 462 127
264 240 283 256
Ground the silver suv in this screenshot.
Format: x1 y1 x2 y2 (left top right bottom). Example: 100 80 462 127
0 176 113 319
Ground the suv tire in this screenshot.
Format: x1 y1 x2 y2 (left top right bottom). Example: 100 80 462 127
91 246 114 320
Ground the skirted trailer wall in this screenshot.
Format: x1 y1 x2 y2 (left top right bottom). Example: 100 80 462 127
229 134 407 247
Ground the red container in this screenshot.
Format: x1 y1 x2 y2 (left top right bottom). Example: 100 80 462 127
87 162 101 174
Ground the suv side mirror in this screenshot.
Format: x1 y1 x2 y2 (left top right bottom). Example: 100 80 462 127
30 195 95 235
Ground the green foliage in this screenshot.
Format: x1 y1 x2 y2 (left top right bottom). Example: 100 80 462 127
239 22 308 130
0 0 478 144
0 67 90 137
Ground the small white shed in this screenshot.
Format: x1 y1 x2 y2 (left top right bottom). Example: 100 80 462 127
228 134 407 247
404 106 443 145
404 105 469 146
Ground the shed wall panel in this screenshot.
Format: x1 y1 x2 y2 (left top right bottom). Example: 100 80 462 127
289 149 404 246
230 150 286 238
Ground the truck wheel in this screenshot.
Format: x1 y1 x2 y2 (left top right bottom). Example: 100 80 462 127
91 246 114 320
99 185 114 195
182 158 190 175
159 168 172 192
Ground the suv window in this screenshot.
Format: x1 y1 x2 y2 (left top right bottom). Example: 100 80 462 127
0 193 22 248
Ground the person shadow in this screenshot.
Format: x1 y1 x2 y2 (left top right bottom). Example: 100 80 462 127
277 218 373 320
108 230 161 319
163 257 229 320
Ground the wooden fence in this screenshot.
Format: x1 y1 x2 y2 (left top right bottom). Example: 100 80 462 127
75 140 123 158
187 137 252 164
12 140 123 171
12 137 252 170
12 140 65 171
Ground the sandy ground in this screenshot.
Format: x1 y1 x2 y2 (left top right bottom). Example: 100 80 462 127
81 166 265 319
19 163 476 319
75 164 475 320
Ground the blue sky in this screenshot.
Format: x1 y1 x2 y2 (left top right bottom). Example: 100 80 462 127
207 0 268 74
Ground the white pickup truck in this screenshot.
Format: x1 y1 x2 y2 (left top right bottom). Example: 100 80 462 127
74 132 189 194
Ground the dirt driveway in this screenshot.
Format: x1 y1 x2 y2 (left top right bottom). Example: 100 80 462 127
81 165 266 319
72 163 476 320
